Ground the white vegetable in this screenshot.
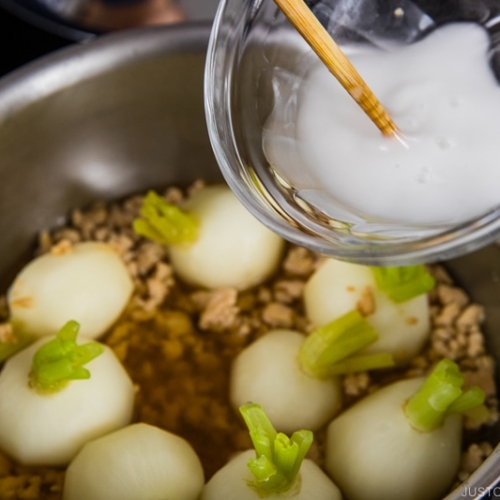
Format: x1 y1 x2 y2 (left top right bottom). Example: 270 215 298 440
230 330 342 433
8 242 133 339
202 450 342 500
0 334 134 466
304 258 430 364
169 185 284 290
63 423 204 500
325 378 461 500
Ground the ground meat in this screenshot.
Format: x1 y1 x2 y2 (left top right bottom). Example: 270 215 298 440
356 286 376 317
199 288 239 331
49 240 72 256
261 302 295 328
272 280 304 304
0 324 13 343
456 442 493 483
343 372 371 397
0 187 498 499
436 284 470 309
0 452 63 500
282 247 316 276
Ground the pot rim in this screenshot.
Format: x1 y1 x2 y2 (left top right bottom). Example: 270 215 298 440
0 21 212 121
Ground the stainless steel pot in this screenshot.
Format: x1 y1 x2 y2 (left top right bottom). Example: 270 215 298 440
0 24 498 500
0 23 218 288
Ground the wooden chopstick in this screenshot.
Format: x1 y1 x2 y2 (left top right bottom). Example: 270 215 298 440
274 0 398 137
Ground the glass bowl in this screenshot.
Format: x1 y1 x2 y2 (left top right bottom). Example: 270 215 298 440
205 0 500 266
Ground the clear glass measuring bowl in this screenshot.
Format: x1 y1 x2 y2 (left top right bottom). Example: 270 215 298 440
204 0 500 266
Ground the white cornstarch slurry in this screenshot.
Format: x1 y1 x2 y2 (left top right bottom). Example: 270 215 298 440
264 24 500 227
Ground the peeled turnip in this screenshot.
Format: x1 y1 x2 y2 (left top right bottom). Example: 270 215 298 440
231 330 341 433
63 423 204 500
325 359 485 500
304 259 433 364
203 450 341 500
0 321 134 466
8 242 133 339
202 403 342 500
230 311 394 433
133 187 284 290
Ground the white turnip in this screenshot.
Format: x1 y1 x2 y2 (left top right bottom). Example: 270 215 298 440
325 359 485 500
8 242 133 339
63 423 204 500
231 311 394 432
304 259 434 364
0 321 134 466
202 403 342 500
133 186 284 290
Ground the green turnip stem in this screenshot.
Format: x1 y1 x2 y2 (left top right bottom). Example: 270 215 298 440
448 387 486 414
404 359 485 432
133 191 198 245
239 403 313 495
298 310 394 379
463 404 490 425
29 320 104 394
327 353 395 376
370 265 435 303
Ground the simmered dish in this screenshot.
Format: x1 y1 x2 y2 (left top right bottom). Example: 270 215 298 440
0 182 497 500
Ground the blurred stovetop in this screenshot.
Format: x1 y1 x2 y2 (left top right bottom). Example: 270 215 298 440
0 7 71 76
0 0 219 77
2 0 498 80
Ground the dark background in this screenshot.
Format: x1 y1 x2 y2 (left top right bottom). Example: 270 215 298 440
0 7 70 77
0 0 499 78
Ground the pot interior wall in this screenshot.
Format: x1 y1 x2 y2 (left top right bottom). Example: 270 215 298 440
447 248 500 444
0 28 221 289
